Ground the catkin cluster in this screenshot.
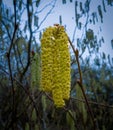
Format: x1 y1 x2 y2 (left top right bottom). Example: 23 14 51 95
41 25 71 107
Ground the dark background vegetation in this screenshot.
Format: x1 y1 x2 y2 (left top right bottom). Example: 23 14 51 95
0 0 113 130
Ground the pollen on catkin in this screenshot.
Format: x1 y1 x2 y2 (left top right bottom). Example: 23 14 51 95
41 25 71 107
54 26 71 100
41 27 54 92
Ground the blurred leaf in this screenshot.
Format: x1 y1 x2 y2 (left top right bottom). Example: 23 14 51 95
80 2 83 11
82 44 86 53
41 95 47 112
102 0 106 12
34 15 39 27
62 0 66 4
75 84 87 123
36 0 41 7
94 57 100 66
19 0 22 10
92 12 95 24
31 108 37 121
102 52 106 59
108 54 111 65
75 1 78 6
98 5 103 23
111 39 113 49
101 36 104 43
92 12 97 24
112 57 113 64
15 37 27 53
29 0 32 5
25 123 29 130
0 27 3 36
107 0 113 6
23 21 27 33
30 52 40 89
85 0 90 13
86 29 94 41
35 124 39 130
59 15 62 25
6 9 9 17
66 110 75 130
39 31 42 40
78 22 81 29
75 1 80 27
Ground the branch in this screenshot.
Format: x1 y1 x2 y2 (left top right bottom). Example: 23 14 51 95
6 0 18 129
1 20 12 41
20 0 33 81
33 0 57 33
1 68 42 122
71 97 113 109
36 0 56 14
68 37 99 130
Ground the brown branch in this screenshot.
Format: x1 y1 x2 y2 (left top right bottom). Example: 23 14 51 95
20 0 33 81
7 1 18 129
68 38 82 83
68 38 99 130
71 97 113 109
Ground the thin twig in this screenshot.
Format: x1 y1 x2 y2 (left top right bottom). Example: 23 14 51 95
7 0 18 129
71 97 113 109
68 37 98 130
68 38 82 83
33 0 57 33
20 0 33 81
1 68 42 122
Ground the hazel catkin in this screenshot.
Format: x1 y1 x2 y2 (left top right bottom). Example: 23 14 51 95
41 25 71 107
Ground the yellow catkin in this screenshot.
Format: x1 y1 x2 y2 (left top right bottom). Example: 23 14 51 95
41 27 54 92
41 25 70 107
52 87 65 107
51 27 65 107
54 26 71 100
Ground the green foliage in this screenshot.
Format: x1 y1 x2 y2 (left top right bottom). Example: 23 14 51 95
66 110 75 130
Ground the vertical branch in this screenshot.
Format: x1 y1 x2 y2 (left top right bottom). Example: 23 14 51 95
7 0 18 129
27 0 32 64
68 38 98 130
20 0 33 81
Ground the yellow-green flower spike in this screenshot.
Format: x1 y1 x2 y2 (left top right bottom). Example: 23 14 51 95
54 26 71 100
41 27 54 92
41 25 71 107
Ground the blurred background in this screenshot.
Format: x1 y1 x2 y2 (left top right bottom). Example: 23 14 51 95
0 0 113 130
